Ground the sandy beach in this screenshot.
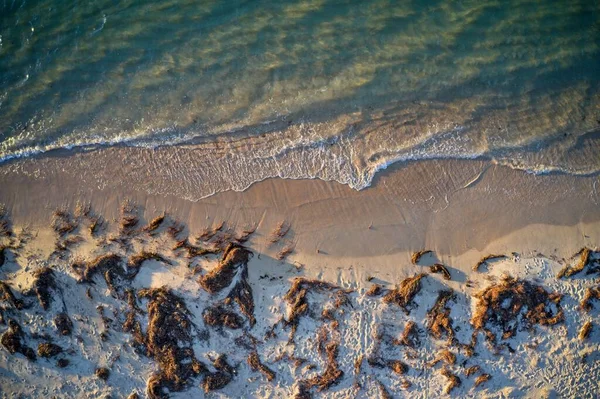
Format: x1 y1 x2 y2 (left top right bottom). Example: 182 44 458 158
0 153 599 398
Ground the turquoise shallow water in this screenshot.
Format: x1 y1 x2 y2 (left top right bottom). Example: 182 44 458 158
1 0 599 193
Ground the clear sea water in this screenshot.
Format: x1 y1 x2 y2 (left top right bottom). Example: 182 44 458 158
1 0 599 196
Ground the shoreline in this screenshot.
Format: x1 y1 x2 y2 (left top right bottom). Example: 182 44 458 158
0 155 598 260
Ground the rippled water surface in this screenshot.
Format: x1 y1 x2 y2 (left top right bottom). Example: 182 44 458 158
1 0 599 194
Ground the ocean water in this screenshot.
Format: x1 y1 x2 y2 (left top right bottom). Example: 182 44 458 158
1 0 599 196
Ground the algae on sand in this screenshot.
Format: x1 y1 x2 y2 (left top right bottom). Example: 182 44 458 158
382 273 426 314
471 275 563 344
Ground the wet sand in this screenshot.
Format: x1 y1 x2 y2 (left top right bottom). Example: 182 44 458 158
0 153 598 262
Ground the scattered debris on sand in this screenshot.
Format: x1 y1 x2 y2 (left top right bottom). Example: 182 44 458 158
283 278 349 340
430 263 451 280
578 321 593 340
198 221 225 242
95 367 110 381
202 354 235 392
301 340 343 392
465 365 481 377
474 373 491 388
37 342 63 358
248 351 276 381
366 284 383 297
127 252 172 276
581 286 600 311
557 247 599 278
54 312 73 336
426 290 456 341
198 244 252 293
51 209 77 237
411 250 432 264
55 235 84 253
471 275 563 345
428 349 456 368
473 254 507 271
119 201 140 235
440 368 461 394
1 319 36 360
0 281 24 309
76 254 135 295
143 213 166 234
30 267 56 310
139 287 207 397
394 320 420 348
203 305 244 329
0 206 13 237
269 221 290 244
234 226 256 244
277 242 295 260
88 215 104 236
198 244 256 325
382 274 426 314
0 246 6 268
376 380 393 399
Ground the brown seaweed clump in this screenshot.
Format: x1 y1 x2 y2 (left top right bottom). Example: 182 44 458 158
276 243 295 260
430 263 451 280
269 221 290 244
473 255 507 272
471 276 563 345
426 290 456 341
202 354 235 392
283 278 348 340
0 206 13 237
0 281 24 309
51 209 77 236
143 213 166 234
302 341 344 392
366 284 383 297
580 286 600 312
427 349 456 368
198 244 252 293
474 373 491 388
464 365 481 377
119 201 140 235
393 321 420 348
139 287 207 398
440 368 461 394
77 254 134 295
54 312 73 336
578 321 592 340
127 252 172 277
31 267 56 310
203 305 244 329
411 250 432 264
38 342 63 358
557 248 599 278
1 319 36 360
382 274 426 314
376 380 393 399
248 351 276 382
197 221 225 242
96 367 110 381
198 244 255 325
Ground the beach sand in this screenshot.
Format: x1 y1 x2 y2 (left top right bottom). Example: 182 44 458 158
0 155 599 398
